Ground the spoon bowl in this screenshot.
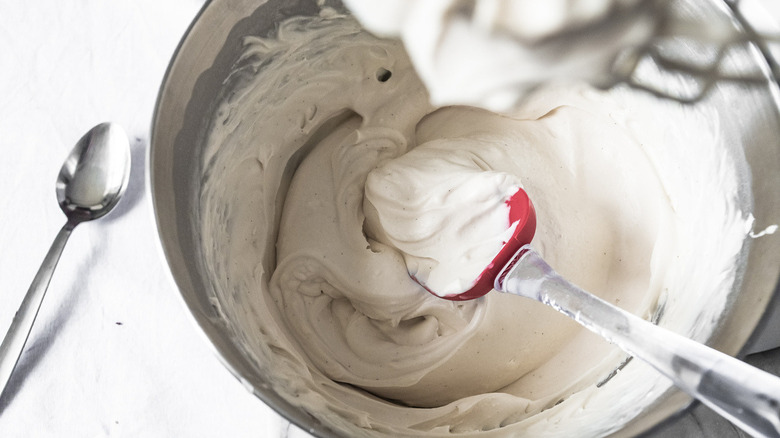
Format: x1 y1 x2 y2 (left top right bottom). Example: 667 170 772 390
0 122 130 400
57 123 131 223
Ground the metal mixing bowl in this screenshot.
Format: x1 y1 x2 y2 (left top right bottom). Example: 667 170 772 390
149 0 780 436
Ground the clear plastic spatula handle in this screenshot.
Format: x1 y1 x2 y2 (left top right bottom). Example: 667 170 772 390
496 246 780 438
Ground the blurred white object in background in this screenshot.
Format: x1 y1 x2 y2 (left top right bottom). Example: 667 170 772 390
344 0 780 110
343 0 662 110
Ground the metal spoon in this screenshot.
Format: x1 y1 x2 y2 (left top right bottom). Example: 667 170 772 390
425 187 780 437
0 122 130 397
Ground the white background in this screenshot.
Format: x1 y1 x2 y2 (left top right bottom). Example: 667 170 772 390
0 1 777 437
0 1 288 436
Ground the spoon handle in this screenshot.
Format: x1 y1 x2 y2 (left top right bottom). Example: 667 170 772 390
497 246 780 438
0 222 74 397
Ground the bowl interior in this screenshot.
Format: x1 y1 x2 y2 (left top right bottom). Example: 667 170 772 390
150 0 780 436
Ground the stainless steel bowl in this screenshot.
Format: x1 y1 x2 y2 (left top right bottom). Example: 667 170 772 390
149 0 780 436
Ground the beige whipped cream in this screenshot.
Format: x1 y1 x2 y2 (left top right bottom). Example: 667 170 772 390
364 143 524 297
198 10 752 438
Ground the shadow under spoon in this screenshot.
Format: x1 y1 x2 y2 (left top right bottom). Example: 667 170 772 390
0 122 130 399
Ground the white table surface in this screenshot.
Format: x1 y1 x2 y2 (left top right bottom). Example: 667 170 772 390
0 2 778 437
0 1 290 436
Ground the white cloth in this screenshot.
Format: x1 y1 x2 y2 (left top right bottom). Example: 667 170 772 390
0 1 777 437
0 1 289 436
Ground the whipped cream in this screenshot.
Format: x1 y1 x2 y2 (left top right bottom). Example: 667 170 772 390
198 10 752 438
364 141 524 297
